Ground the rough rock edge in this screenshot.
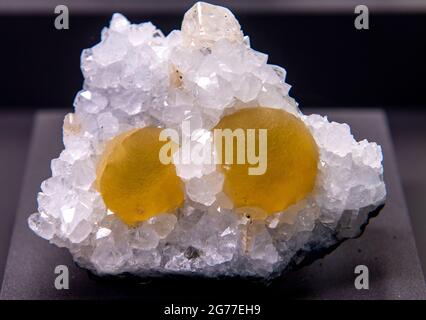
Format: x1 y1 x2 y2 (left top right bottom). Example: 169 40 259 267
82 203 385 284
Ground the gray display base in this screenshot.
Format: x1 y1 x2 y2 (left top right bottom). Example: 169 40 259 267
1 109 425 300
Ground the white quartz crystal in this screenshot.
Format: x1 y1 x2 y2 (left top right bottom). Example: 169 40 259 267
28 2 385 279
181 2 244 48
186 171 224 206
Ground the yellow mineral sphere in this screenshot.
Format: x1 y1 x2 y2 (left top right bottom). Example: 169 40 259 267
214 107 319 214
96 127 184 226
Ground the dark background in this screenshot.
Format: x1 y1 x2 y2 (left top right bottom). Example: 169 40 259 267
2 11 426 110
1 0 425 289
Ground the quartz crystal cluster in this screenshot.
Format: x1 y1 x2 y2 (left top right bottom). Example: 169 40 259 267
28 2 386 279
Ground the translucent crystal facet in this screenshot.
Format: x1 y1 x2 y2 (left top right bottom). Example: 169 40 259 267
181 2 244 48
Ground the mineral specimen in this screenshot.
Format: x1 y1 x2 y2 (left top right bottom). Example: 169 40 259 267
215 107 319 214
96 127 184 226
28 2 386 279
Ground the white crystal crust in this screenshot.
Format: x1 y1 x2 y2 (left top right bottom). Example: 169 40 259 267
28 3 386 279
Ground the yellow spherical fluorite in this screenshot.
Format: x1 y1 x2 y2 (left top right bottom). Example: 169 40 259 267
96 127 184 226
214 107 319 214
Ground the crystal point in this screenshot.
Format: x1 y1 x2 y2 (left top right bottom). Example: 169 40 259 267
182 2 244 47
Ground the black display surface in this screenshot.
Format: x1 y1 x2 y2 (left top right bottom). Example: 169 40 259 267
1 109 425 300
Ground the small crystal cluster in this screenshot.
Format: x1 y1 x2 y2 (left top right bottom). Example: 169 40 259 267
28 2 386 279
